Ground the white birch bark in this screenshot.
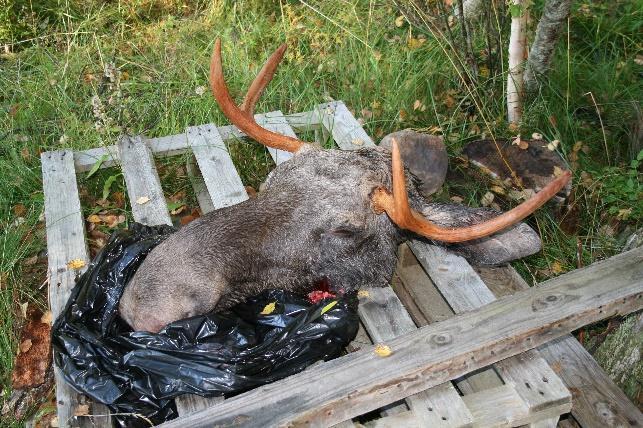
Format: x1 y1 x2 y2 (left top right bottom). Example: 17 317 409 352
506 0 527 124
454 0 484 21
523 0 573 93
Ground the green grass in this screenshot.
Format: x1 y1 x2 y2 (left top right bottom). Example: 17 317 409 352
1 0 641 422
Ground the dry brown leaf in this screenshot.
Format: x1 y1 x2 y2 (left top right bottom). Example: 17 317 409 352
41 311 53 325
13 204 27 217
450 195 464 204
50 416 60 427
23 255 38 266
518 140 529 150
413 100 426 111
19 339 32 353
553 166 564 177
19 302 28 319
394 15 405 27
73 404 90 416
87 214 101 223
480 191 495 207
136 196 150 205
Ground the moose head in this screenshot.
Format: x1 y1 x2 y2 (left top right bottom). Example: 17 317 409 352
119 40 571 333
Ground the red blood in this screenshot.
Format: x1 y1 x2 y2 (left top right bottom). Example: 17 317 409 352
308 290 335 304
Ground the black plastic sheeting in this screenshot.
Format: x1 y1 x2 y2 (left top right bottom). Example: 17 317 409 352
52 223 359 427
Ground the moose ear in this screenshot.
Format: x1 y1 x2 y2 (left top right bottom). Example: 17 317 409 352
379 129 448 198
420 202 542 265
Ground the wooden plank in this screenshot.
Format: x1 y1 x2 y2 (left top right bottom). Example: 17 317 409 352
359 287 474 427
258 110 295 165
370 384 572 428
73 108 325 172
317 101 375 149
186 125 249 210
174 395 223 416
409 242 571 421
157 246 643 428
475 265 643 427
118 135 172 226
42 151 111 428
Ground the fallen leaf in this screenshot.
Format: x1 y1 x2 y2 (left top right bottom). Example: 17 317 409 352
374 344 392 357
19 302 28 319
531 132 543 140
180 215 196 225
23 255 38 266
361 108 373 119
87 214 101 223
320 301 338 315
73 404 90 416
66 259 86 270
553 166 564 177
394 15 405 27
617 208 632 220
50 416 60 427
551 261 563 274
136 196 150 205
245 186 258 198
19 339 32 353
195 86 206 96
357 290 370 298
13 204 27 217
480 191 495 207
351 138 364 146
170 205 186 215
450 195 464 204
260 302 276 315
490 185 506 195
40 311 53 325
8 104 19 117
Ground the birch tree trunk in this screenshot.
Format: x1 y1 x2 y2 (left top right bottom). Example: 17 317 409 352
506 0 527 124
523 0 573 93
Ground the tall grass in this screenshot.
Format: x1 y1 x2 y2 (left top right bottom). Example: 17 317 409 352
0 0 640 422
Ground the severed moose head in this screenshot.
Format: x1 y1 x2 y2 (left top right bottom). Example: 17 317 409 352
119 40 571 333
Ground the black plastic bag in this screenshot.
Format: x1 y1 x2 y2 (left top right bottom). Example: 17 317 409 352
52 223 359 427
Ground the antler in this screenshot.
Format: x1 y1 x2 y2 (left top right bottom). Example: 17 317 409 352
210 39 308 153
372 139 572 243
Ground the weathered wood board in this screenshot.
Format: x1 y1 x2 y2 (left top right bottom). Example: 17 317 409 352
42 151 111 428
158 246 643 427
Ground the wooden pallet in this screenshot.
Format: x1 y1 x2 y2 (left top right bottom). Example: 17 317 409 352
41 101 643 427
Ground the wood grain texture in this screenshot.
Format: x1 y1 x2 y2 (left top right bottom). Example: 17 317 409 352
186 125 249 209
318 101 376 150
73 109 324 172
118 135 172 226
371 384 572 428
409 242 571 420
475 265 643 427
174 394 223 416
358 287 474 427
257 110 296 165
157 246 643 428
42 151 111 428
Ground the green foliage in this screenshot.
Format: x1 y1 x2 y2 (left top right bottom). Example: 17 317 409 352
0 0 641 421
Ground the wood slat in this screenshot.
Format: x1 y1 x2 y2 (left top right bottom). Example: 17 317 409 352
42 151 112 428
318 101 375 149
475 265 643 427
118 135 223 415
258 110 295 165
186 125 249 209
359 287 474 427
157 246 643 428
118 135 172 226
368 384 572 428
408 242 571 425
73 109 325 172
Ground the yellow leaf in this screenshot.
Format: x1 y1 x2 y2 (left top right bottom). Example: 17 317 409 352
320 300 338 315
553 166 564 177
481 191 494 207
490 185 506 195
41 310 53 325
479 65 489 77
407 37 426 49
617 208 632 220
67 259 86 270
357 290 370 298
394 15 405 27
351 138 364 146
374 344 392 357
260 302 276 315
87 214 101 223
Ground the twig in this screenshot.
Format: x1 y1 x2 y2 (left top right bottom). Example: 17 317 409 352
585 91 611 166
